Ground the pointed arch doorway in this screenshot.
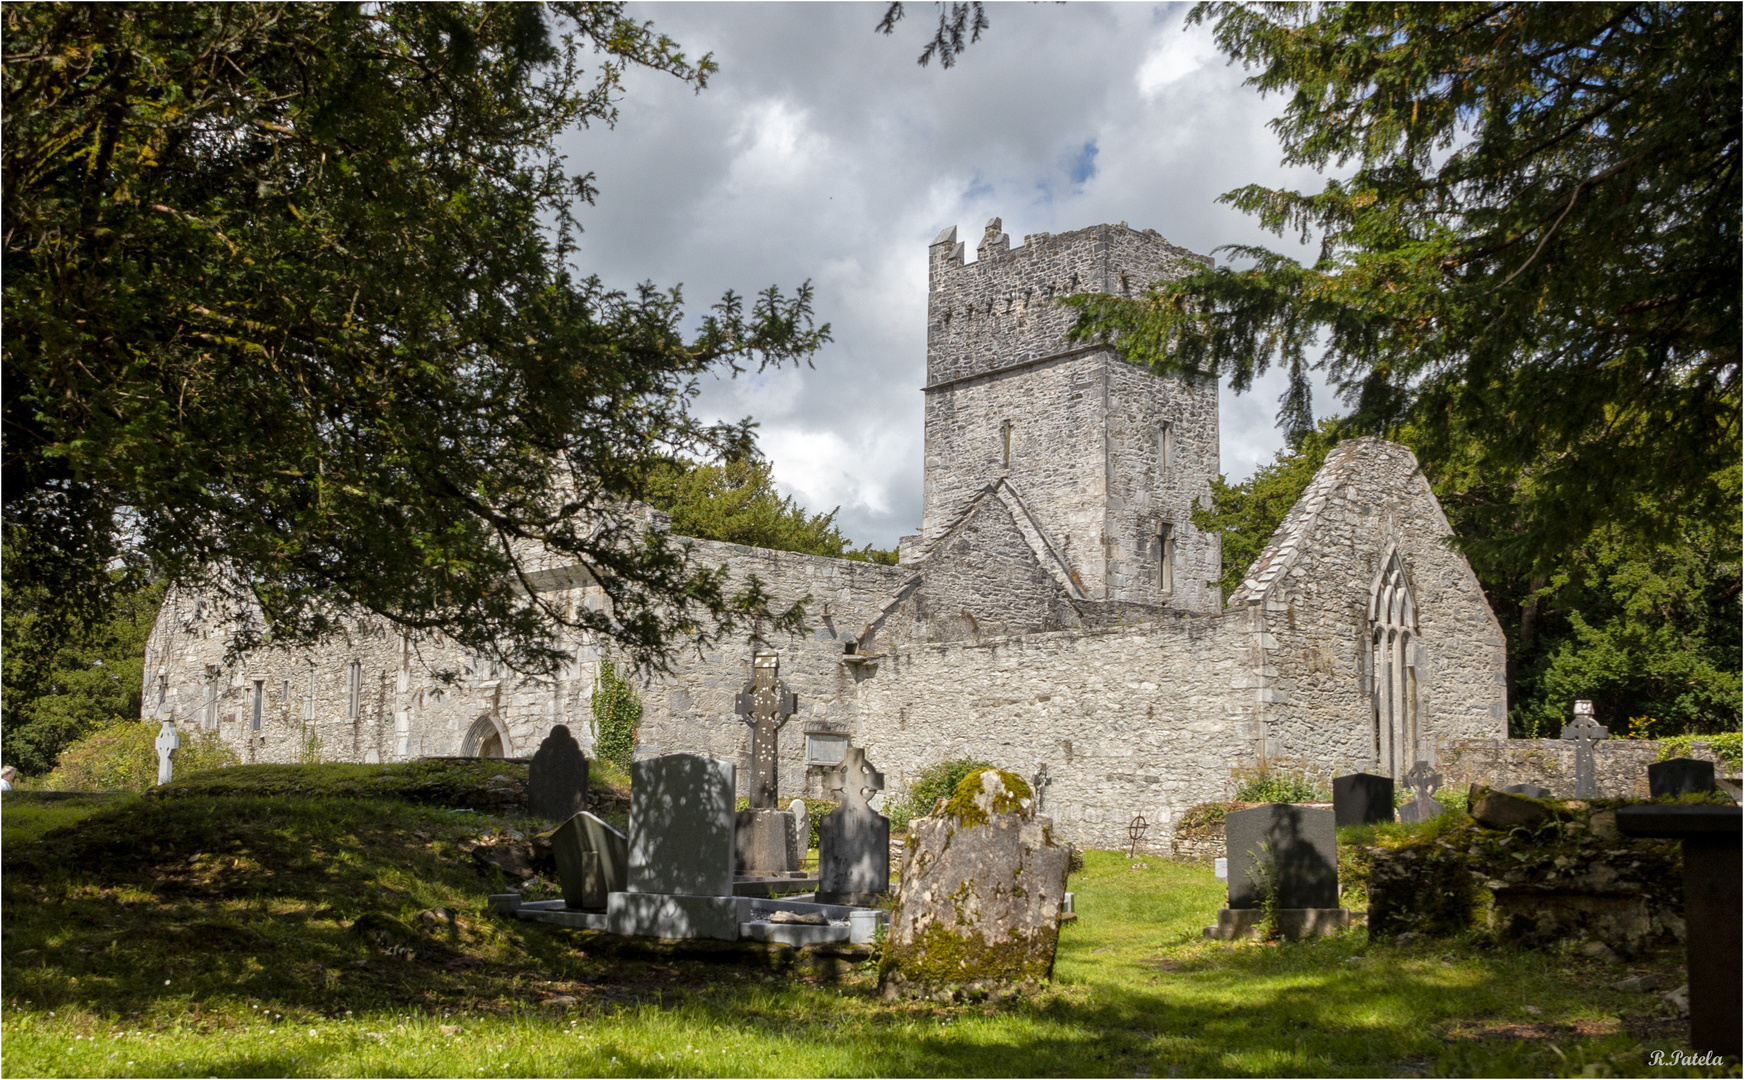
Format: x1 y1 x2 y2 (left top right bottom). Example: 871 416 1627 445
463 714 511 759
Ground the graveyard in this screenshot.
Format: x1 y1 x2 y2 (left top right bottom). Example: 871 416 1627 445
3 738 1736 1078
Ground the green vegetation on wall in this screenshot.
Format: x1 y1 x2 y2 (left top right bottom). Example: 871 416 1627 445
590 661 642 774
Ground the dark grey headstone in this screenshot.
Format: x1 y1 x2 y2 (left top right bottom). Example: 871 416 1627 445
1500 783 1552 798
1399 797 1444 824
1224 803 1338 910
527 725 589 822
1650 758 1716 798
734 808 797 875
552 811 628 910
1332 772 1394 827
818 747 890 905
627 753 736 896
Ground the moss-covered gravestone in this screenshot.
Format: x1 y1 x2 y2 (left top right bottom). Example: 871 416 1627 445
879 768 1070 1001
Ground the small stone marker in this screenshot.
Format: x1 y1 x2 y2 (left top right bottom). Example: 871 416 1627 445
551 811 628 910
1398 761 1444 823
789 797 809 850
528 725 589 822
155 719 180 786
1500 783 1552 798
1649 758 1716 798
817 747 890 906
1214 857 1228 880
1561 699 1608 798
880 768 1068 999
1332 772 1394 827
626 753 736 897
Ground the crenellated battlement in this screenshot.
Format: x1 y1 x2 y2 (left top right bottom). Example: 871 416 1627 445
926 218 1211 387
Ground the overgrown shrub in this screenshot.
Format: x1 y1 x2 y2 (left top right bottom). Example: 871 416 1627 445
43 721 237 792
1232 764 1327 803
885 757 991 833
590 660 641 774
1656 731 1742 771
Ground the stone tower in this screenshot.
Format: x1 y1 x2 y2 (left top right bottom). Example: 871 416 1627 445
917 218 1221 613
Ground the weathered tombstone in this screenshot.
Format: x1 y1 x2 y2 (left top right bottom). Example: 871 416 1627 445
527 725 589 822
1207 803 1347 940
1332 772 1394 827
551 811 628 910
732 651 800 875
1649 758 1716 798
155 719 180 786
1561 699 1608 798
788 798 809 855
1398 761 1445 823
625 753 736 897
881 768 1069 999
1500 783 1552 799
817 747 890 906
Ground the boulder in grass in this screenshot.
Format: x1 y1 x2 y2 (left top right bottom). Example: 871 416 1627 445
1468 785 1559 830
879 768 1070 1001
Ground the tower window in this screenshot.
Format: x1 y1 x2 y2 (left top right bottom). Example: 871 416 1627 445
1158 421 1175 473
347 661 362 718
1001 419 1014 467
1159 523 1175 595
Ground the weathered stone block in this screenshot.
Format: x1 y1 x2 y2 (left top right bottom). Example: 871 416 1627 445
880 769 1069 998
1468 786 1556 830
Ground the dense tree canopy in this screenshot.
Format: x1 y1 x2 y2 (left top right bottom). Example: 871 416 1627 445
644 455 897 564
3 2 828 681
1066 2 1740 574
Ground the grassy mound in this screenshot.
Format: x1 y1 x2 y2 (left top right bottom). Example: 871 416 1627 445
150 760 532 808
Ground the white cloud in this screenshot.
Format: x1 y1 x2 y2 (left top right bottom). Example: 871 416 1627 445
560 3 1337 547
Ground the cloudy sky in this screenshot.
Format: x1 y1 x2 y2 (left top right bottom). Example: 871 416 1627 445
561 2 1343 549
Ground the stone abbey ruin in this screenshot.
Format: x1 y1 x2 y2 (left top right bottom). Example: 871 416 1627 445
143 218 1513 852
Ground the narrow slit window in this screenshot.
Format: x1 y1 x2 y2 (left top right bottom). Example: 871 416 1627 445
304 664 317 722
1001 419 1014 468
251 680 264 731
1158 421 1175 473
205 672 219 730
347 661 362 718
1159 523 1175 595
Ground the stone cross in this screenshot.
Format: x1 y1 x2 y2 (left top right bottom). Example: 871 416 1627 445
1398 760 1444 824
826 746 885 812
155 718 181 786
1561 699 1608 798
734 651 797 809
1403 760 1442 803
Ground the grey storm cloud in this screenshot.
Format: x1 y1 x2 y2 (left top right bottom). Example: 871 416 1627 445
558 2 1343 549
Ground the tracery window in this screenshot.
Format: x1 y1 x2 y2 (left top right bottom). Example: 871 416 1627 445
1369 551 1419 777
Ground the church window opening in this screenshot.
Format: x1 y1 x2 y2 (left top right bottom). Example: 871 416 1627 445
280 679 291 703
1158 523 1175 595
1001 419 1014 467
157 675 168 706
250 680 264 730
303 663 316 721
1369 552 1419 777
346 661 362 718
204 670 219 730
1158 421 1175 473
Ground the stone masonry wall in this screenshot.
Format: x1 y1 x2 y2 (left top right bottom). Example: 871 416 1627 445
921 219 1219 610
849 614 1260 852
1436 737 1731 800
632 538 911 800
1232 439 1507 775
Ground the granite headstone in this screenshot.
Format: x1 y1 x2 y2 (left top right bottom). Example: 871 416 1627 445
1332 772 1394 827
551 810 628 910
626 753 736 897
1224 803 1338 910
1649 758 1716 798
155 719 180 786
527 725 589 822
1398 761 1445 824
1561 700 1608 798
817 747 890 906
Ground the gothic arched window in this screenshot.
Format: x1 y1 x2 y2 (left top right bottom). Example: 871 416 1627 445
1369 551 1419 777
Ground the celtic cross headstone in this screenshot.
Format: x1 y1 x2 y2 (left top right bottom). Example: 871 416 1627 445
1561 699 1608 798
155 718 181 786
734 651 798 809
1398 760 1444 823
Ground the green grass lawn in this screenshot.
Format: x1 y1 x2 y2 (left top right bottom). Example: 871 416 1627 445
0 769 1725 1078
